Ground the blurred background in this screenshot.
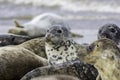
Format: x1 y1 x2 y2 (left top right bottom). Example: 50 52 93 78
0 0 120 43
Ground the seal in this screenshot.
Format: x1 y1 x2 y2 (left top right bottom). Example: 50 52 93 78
45 25 78 65
79 38 120 80
20 25 98 80
31 75 79 80
98 23 120 45
0 33 30 46
0 37 49 80
0 24 83 80
8 13 83 38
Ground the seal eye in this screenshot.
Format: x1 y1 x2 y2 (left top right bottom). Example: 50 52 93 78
57 30 62 33
110 28 116 33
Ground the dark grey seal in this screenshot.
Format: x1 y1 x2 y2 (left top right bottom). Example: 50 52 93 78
98 23 120 44
0 33 30 46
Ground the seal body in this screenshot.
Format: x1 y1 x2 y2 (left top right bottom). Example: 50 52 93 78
8 13 70 38
31 75 79 80
21 60 98 80
0 37 48 80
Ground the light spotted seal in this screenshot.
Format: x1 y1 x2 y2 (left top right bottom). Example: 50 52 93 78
45 25 78 65
79 38 120 80
20 25 98 80
98 23 120 45
8 13 83 38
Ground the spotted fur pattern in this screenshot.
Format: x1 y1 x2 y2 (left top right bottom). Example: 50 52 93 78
45 40 78 65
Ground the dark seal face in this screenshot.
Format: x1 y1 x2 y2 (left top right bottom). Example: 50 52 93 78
45 25 71 45
98 24 120 44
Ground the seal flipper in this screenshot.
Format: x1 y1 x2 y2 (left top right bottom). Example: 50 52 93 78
71 32 83 38
14 20 24 28
8 27 28 35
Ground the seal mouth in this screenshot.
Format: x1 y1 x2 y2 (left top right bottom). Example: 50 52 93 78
84 55 99 64
45 33 64 45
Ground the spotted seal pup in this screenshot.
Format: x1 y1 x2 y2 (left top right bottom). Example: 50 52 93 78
45 25 78 65
21 25 98 80
98 23 120 45
79 38 120 80
8 13 83 38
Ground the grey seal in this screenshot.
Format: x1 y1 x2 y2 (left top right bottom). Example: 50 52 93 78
98 23 120 45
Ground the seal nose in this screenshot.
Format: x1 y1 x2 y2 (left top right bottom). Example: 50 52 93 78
87 44 94 52
45 32 55 40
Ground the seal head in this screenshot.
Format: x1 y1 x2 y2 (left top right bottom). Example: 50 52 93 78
98 24 120 44
45 25 71 45
84 38 120 80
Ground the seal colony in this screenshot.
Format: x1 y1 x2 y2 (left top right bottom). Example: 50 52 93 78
0 10 119 80
21 25 98 80
0 24 90 80
79 38 120 80
8 13 83 38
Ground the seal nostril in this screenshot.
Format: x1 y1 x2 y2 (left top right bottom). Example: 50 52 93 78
110 28 116 33
87 44 94 52
57 30 62 33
